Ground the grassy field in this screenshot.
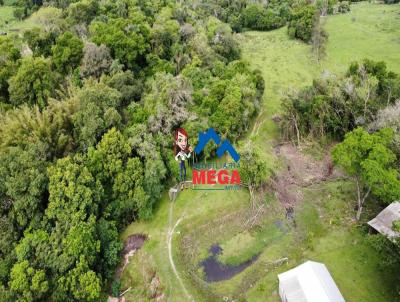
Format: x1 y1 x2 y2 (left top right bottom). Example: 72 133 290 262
245 181 399 302
241 2 400 146
121 2 400 301
0 5 38 34
121 187 252 301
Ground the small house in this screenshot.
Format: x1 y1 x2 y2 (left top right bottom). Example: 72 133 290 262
278 260 345 302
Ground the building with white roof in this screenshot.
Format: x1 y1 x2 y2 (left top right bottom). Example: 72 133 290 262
278 260 345 302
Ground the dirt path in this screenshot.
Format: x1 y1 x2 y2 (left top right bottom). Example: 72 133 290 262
167 202 193 301
251 109 264 137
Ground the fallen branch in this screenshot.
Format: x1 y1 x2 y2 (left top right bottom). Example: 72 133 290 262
268 257 288 266
119 287 131 297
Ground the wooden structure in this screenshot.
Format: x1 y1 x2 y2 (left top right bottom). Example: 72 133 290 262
368 201 400 240
168 181 193 201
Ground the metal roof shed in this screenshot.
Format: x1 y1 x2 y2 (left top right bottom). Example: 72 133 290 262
368 201 400 240
278 260 345 302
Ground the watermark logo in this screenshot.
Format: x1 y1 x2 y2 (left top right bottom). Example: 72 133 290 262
194 128 240 162
174 128 241 190
193 128 241 190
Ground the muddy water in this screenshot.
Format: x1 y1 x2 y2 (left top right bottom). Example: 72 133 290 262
200 244 259 282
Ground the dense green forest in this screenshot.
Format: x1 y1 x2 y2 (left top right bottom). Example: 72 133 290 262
1 0 400 301
0 0 265 300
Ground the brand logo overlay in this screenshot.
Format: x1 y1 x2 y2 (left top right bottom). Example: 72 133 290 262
194 128 240 162
192 128 241 190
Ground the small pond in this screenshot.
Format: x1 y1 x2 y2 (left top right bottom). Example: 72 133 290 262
200 244 259 282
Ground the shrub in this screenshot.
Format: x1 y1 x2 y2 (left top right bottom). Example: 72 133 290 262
111 280 121 297
13 7 25 20
335 1 351 14
243 4 287 31
288 5 318 42
316 0 338 15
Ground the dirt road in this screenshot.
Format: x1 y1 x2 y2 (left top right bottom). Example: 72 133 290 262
167 202 193 301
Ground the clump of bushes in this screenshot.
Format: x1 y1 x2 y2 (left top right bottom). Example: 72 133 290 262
281 59 400 141
316 0 351 15
243 4 290 31
334 1 351 14
288 5 318 42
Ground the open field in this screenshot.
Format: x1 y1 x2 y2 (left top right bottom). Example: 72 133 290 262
241 2 400 147
0 5 39 34
121 2 400 301
121 186 251 301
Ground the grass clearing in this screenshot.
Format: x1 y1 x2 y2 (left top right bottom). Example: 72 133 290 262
121 3 400 301
218 222 284 266
0 6 15 26
241 2 400 148
121 187 251 301
0 5 39 34
121 250 164 301
245 180 399 302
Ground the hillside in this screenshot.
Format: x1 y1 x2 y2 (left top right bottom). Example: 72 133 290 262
1 1 400 302
121 2 400 302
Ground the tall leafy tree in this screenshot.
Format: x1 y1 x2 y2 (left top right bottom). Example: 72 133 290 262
8 57 59 109
239 144 267 208
144 73 193 134
80 42 112 78
211 84 242 139
150 8 180 60
71 81 122 150
55 257 100 302
66 0 99 25
90 12 151 69
0 99 76 158
332 127 400 220
46 156 102 226
52 31 84 74
23 27 56 57
0 37 21 103
87 128 150 225
9 260 49 302
0 144 48 229
30 6 65 35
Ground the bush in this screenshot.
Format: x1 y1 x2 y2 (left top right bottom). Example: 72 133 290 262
335 1 351 14
111 280 121 297
13 7 25 20
243 4 287 31
316 0 338 15
287 5 318 42
243 4 263 28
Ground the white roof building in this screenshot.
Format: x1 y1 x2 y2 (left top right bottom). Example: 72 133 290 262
278 261 345 302
368 201 400 240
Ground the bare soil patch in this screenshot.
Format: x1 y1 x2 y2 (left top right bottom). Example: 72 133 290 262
116 234 148 278
271 143 344 208
123 234 148 254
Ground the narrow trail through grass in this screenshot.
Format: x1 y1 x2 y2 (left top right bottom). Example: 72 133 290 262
166 204 191 301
